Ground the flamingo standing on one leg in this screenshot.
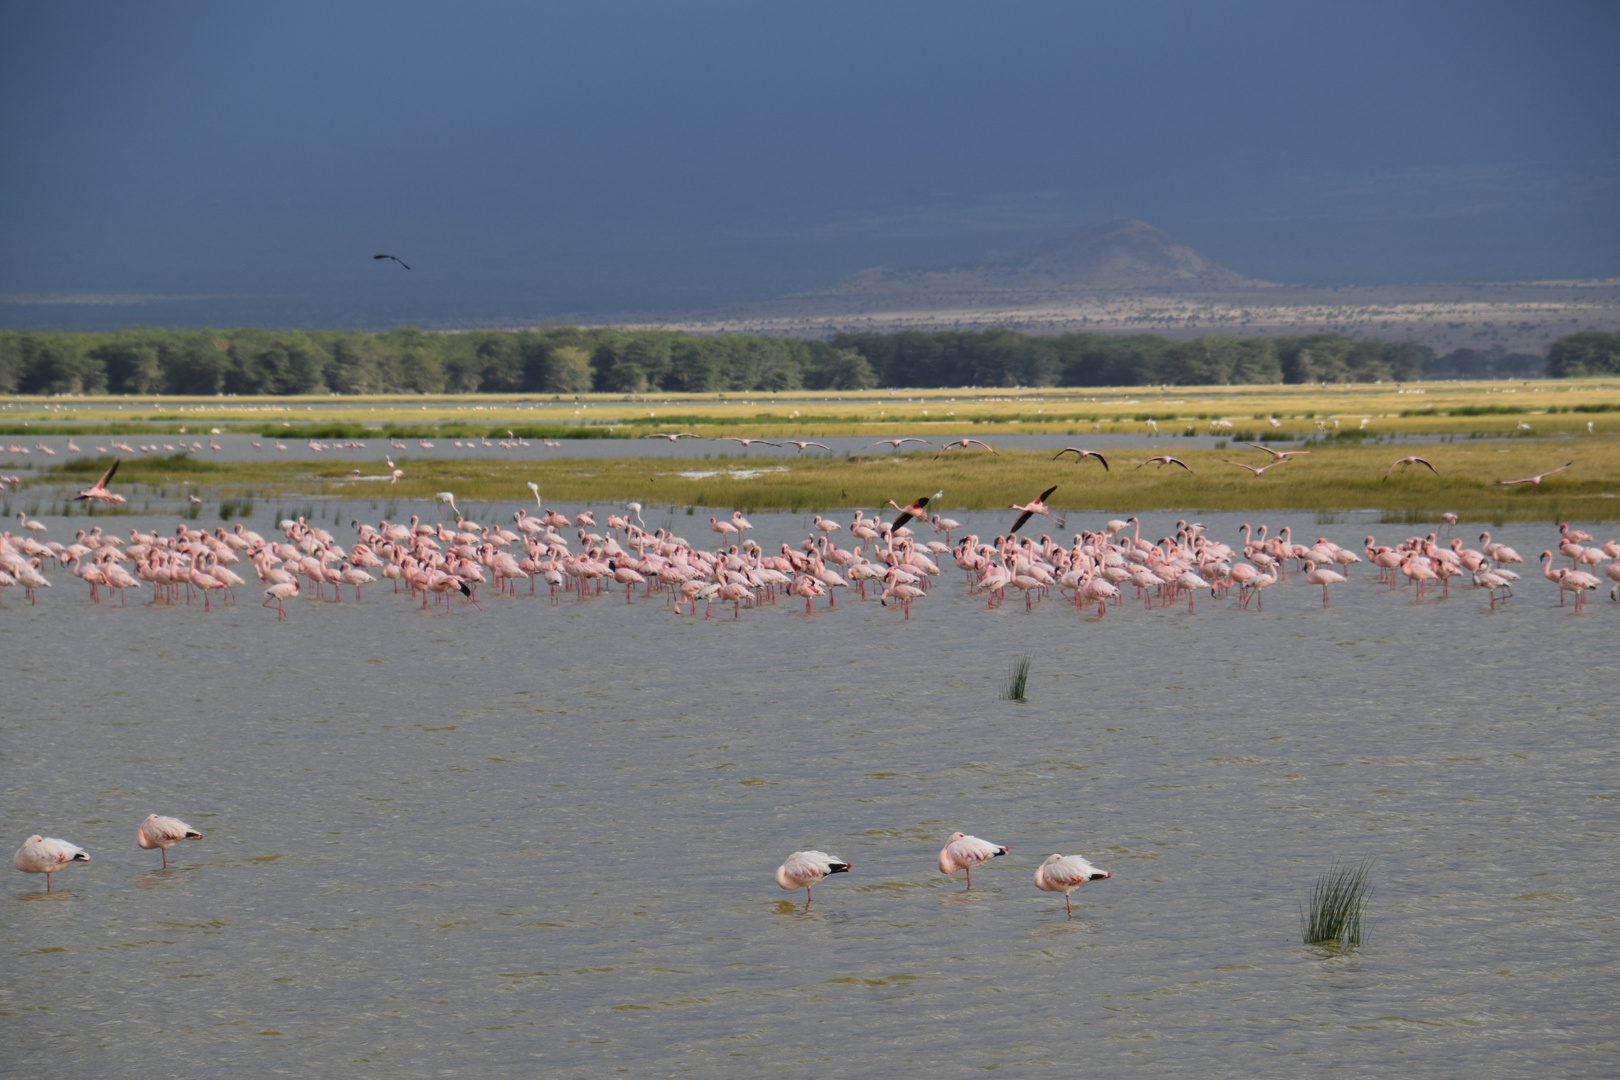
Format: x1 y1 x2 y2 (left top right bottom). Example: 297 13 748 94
776 850 851 906
938 832 1009 888
14 835 90 892
1033 853 1110 919
136 814 204 869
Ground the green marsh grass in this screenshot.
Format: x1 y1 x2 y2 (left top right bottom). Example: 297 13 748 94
1302 857 1374 950
36 437 1620 520
1002 654 1033 702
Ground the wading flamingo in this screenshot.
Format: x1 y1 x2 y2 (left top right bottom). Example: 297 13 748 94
1033 853 1110 918
938 832 1009 888
137 814 204 869
14 835 89 891
775 850 850 904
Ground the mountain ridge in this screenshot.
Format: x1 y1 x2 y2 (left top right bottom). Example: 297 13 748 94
801 218 1269 300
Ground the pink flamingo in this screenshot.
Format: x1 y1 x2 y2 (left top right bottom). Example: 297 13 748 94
1033 853 1110 918
775 850 851 904
263 579 300 618
938 833 1009 888
14 835 90 891
1303 560 1347 608
137 814 204 869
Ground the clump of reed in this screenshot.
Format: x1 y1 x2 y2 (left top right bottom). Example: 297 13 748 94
1302 857 1373 950
1002 654 1032 702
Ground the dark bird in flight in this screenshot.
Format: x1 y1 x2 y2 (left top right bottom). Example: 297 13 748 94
1498 461 1573 486
373 254 411 269
1052 447 1109 470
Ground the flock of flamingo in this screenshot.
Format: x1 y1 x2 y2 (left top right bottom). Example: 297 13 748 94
14 819 1106 919
3 468 1617 614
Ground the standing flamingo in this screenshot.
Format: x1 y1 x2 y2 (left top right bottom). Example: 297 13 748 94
938 832 1009 888
775 850 851 904
1033 853 1110 918
137 814 204 869
14 835 90 891
1302 560 1347 608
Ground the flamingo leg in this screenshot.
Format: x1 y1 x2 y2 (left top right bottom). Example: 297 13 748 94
1065 892 1072 918
965 866 972 889
162 848 168 869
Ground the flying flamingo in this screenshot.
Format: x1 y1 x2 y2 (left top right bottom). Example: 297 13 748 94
1245 443 1311 460
938 832 1009 888
1225 459 1288 476
1033 853 1110 918
1008 485 1064 535
1384 455 1438 479
863 437 929 453
936 438 997 458
641 432 701 441
718 437 779 449
886 492 935 531
775 850 851 904
14 835 89 891
1499 461 1572 486
1137 455 1192 472
779 440 832 454
1052 447 1109 469
73 459 127 505
136 814 204 869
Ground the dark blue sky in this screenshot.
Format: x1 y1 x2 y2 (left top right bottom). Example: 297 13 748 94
3 2 1617 329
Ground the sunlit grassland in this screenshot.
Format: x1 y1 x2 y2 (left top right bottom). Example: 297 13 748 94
6 378 1620 440
36 439 1620 522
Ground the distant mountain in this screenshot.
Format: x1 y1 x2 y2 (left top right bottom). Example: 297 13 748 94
806 218 1266 302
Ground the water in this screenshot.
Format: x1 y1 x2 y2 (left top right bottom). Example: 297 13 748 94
2 511 1616 1078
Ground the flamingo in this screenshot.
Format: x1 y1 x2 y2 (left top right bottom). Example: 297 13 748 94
1137 455 1192 472
1225 459 1288 476
863 437 929 453
73 459 127 505
1008 486 1064 535
1245 443 1311 461
886 492 935 531
137 814 204 869
779 440 832 454
1052 447 1109 469
14 835 89 891
775 850 850 904
936 438 997 458
641 432 700 441
1384 455 1438 479
1498 461 1572 486
263 579 300 618
938 832 1008 888
1302 560 1346 608
1033 853 1110 918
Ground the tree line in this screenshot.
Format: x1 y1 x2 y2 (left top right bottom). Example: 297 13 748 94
0 325 1592 397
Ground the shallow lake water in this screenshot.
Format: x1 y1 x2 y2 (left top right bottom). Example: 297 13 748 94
2 508 1616 1078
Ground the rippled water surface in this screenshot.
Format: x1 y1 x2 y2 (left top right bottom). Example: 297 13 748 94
2 510 1615 1078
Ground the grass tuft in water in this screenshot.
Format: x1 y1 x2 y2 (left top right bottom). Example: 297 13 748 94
1302 857 1373 950
1002 654 1032 702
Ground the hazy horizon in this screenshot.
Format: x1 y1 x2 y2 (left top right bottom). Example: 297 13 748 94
3 2 1618 331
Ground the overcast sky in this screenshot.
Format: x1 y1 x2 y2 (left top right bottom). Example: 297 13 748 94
3 2 1617 330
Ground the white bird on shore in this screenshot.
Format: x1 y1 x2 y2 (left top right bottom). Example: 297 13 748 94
14 835 90 891
1033 853 1110 918
775 850 851 903
938 832 1009 888
136 814 204 869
